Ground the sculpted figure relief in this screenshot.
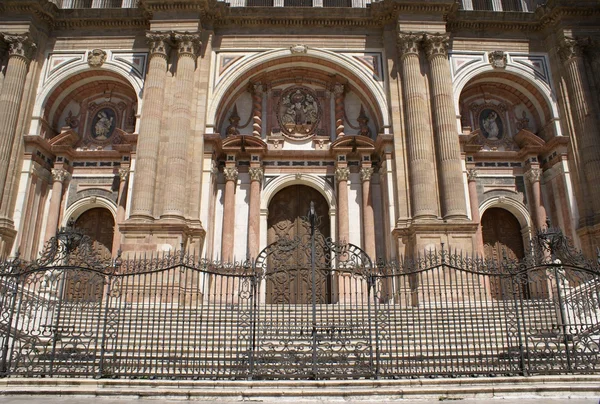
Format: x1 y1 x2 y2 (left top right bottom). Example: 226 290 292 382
278 87 320 138
480 109 503 141
92 108 116 141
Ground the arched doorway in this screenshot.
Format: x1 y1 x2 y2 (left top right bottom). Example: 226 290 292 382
481 207 531 299
266 185 331 304
74 207 115 255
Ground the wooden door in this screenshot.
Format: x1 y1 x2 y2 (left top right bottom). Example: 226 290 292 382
266 185 330 304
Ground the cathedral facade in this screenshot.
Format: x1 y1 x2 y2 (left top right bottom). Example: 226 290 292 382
0 0 599 264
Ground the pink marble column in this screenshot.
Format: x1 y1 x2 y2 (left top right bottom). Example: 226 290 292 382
360 165 376 260
335 165 350 243
467 169 484 256
250 83 263 137
526 168 547 231
43 168 70 243
247 167 263 259
221 167 238 262
333 83 345 138
112 168 129 255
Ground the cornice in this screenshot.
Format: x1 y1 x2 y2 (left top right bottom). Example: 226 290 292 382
0 0 58 32
53 8 149 31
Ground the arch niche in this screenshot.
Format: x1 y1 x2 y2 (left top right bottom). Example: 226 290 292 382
73 207 115 255
266 184 331 304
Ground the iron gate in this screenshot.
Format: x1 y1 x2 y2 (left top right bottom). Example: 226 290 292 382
1 223 599 379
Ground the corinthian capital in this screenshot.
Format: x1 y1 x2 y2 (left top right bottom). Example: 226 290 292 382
248 167 264 183
525 168 542 184
423 33 449 59
223 167 238 182
397 33 422 58
4 34 37 62
558 37 587 63
173 32 201 58
51 168 70 183
467 169 478 182
335 167 350 182
146 31 172 57
360 167 374 182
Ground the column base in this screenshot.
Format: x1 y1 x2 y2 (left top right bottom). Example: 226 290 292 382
118 220 206 257
393 221 479 256
0 217 17 257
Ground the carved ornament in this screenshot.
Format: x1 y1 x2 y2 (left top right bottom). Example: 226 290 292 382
88 49 107 67
223 167 239 182
290 44 308 54
423 33 449 59
525 168 542 184
397 33 421 57
174 32 201 57
4 34 36 61
558 37 586 63
51 168 71 183
249 167 264 183
360 167 374 182
467 169 478 182
146 32 171 56
335 167 350 182
225 105 241 136
277 86 322 139
488 51 507 69
118 168 130 182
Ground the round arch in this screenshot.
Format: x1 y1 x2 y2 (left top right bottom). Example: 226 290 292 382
259 174 337 254
63 196 118 226
479 196 533 247
208 48 390 132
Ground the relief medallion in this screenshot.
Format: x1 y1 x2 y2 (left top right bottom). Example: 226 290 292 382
277 86 321 139
91 107 117 142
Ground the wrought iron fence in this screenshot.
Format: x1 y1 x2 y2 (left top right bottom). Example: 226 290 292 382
0 223 599 379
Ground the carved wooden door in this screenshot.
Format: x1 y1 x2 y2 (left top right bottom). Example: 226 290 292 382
482 207 526 299
75 207 115 253
267 185 331 304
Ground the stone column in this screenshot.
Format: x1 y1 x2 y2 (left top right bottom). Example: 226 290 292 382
43 168 70 243
247 167 263 259
333 83 345 138
129 32 171 221
0 34 36 213
221 167 238 262
397 33 438 219
112 168 129 255
423 33 468 220
467 169 483 255
558 37 600 219
360 165 376 260
250 82 264 137
162 33 201 219
526 168 547 231
335 165 350 243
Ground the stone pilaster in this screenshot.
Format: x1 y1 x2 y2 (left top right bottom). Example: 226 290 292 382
335 165 350 244
467 169 483 255
333 83 345 138
247 167 263 259
525 168 547 231
221 166 238 262
360 165 376 259
0 34 36 253
397 33 438 220
250 82 264 137
112 168 129 255
558 37 600 223
162 32 201 219
129 32 171 221
423 33 468 220
43 168 70 243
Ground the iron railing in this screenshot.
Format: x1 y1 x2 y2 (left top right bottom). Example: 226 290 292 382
0 222 599 379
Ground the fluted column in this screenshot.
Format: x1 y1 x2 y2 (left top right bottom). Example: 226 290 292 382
333 83 345 138
467 169 484 255
0 34 36 211
129 32 171 221
112 168 129 255
360 165 376 260
423 34 468 220
398 33 438 219
247 167 263 259
250 83 263 137
162 32 201 219
44 168 70 243
558 37 600 219
335 165 350 243
221 167 238 262
526 168 547 231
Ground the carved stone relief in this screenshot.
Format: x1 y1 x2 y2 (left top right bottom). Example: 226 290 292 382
276 86 322 139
